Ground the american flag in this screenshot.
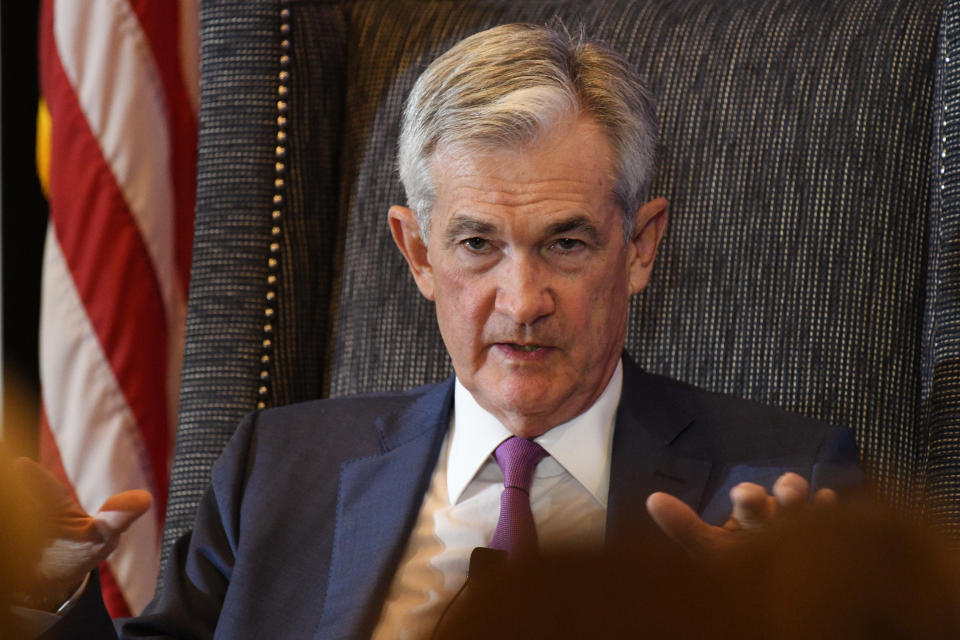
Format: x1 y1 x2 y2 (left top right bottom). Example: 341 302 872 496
37 0 198 616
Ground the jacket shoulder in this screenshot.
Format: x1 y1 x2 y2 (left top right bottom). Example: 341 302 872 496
629 369 851 462
252 378 450 441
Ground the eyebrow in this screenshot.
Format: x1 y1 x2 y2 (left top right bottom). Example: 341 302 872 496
443 216 497 245
442 214 605 245
547 217 603 244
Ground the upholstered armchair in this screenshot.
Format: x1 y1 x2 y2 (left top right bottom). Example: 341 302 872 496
162 0 960 578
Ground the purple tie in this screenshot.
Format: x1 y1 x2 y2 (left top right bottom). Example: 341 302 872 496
489 437 549 557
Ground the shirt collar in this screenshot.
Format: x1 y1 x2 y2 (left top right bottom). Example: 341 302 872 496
446 360 622 507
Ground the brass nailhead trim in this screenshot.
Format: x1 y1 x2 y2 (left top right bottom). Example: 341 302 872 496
258 4 293 409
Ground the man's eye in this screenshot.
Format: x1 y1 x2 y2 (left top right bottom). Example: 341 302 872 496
553 238 584 252
463 237 489 251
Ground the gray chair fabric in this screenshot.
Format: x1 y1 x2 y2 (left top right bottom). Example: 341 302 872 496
924 0 960 537
163 0 960 580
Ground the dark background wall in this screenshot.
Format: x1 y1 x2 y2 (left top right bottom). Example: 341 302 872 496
2 2 45 457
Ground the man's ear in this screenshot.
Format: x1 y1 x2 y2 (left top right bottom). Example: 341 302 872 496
388 205 435 301
627 197 669 294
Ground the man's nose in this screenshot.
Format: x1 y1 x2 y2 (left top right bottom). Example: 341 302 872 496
494 256 555 325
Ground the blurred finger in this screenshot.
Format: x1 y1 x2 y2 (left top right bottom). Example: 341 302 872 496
772 472 809 509
647 492 719 555
93 490 153 540
812 487 838 508
729 482 775 529
99 489 153 515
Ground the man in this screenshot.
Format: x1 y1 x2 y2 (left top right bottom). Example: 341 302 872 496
12 23 860 639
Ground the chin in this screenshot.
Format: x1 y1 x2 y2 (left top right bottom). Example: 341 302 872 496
497 392 564 428
497 377 554 405
470 368 572 425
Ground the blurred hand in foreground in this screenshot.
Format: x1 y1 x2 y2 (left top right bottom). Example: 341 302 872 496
646 472 836 556
2 451 151 611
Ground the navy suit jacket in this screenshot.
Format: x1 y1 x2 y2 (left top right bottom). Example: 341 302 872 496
49 359 860 639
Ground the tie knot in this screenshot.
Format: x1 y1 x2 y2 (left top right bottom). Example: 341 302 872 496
493 437 548 492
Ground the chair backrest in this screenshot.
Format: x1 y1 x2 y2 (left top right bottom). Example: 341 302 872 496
163 0 960 577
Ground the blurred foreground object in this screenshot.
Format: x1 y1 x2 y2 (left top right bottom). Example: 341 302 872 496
1 442 152 635
0 443 46 630
434 502 960 639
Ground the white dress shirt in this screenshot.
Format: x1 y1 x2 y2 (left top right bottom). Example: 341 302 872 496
370 361 623 640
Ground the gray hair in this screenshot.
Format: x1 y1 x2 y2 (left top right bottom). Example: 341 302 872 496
397 22 658 242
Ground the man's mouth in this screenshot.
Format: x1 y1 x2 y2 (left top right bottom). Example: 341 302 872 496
506 343 543 352
494 342 555 357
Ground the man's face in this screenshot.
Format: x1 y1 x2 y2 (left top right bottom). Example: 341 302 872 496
390 117 667 438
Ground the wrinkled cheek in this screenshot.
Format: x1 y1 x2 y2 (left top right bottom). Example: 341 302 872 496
434 298 462 345
434 289 485 364
587 280 630 350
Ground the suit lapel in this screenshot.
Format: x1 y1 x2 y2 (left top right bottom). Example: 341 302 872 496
606 359 713 546
315 380 454 640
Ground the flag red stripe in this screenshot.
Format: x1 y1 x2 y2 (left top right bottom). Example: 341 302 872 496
40 3 170 515
97 561 134 618
127 0 197 292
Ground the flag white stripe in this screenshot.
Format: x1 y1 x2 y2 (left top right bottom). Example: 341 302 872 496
104 504 161 613
40 226 160 613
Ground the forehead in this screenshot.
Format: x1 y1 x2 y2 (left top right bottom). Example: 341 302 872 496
430 117 618 226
